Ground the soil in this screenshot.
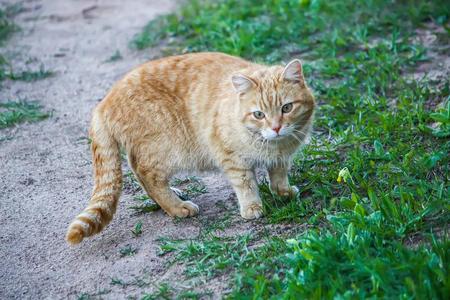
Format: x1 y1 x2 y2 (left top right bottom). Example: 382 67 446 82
0 0 251 299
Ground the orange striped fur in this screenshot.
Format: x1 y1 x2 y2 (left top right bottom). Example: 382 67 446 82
66 52 315 245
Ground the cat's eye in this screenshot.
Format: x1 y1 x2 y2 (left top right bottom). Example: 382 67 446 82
253 111 265 120
282 103 293 114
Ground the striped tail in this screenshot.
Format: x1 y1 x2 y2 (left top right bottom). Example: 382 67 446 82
66 111 122 245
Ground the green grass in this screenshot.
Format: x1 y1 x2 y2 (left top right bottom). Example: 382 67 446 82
0 57 54 82
234 227 448 299
119 245 137 257
0 100 50 129
0 6 18 81
131 0 449 62
77 289 111 300
158 234 253 279
0 6 19 44
110 276 149 288
171 176 207 198
142 284 173 300
156 231 448 299
129 195 161 214
105 50 123 63
7 66 53 82
132 0 450 298
131 220 143 237
141 283 210 300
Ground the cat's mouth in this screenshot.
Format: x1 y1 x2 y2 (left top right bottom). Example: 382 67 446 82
263 134 289 142
248 128 292 143
260 126 296 141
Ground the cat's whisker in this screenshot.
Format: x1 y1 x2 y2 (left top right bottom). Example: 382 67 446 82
289 133 304 145
292 127 308 135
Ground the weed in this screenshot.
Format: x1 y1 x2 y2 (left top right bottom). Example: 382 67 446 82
0 100 50 129
0 6 19 44
123 171 142 191
141 282 211 300
110 277 126 287
119 245 137 257
177 289 210 299
0 61 53 82
130 15 175 50
426 97 450 137
131 220 143 237
0 6 53 83
110 276 149 288
76 289 110 300
105 50 123 62
8 66 53 82
129 195 161 213
76 136 92 145
141 283 173 300
77 293 90 300
200 212 233 236
0 135 12 142
171 176 207 197
170 176 195 186
158 234 252 278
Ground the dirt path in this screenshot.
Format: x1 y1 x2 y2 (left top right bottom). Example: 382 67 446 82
0 1 247 298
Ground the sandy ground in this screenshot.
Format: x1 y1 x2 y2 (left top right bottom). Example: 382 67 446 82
0 0 255 299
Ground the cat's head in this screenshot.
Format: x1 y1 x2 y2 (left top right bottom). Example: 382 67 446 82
232 59 315 143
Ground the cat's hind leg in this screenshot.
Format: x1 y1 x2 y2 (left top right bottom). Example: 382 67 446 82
129 154 199 218
137 170 199 217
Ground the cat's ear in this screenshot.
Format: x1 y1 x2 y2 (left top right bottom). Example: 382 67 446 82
231 74 256 93
282 59 304 85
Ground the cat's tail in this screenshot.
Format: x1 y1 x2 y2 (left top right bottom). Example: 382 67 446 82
65 109 122 245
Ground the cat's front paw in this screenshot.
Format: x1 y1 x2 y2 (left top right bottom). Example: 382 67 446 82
240 202 264 219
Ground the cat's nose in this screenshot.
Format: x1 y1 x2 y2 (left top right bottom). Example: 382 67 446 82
272 125 281 134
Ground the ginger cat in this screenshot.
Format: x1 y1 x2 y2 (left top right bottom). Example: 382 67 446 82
66 52 315 245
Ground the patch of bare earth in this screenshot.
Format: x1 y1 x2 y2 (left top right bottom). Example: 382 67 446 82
0 0 227 299
411 22 450 110
413 23 450 78
0 1 305 298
